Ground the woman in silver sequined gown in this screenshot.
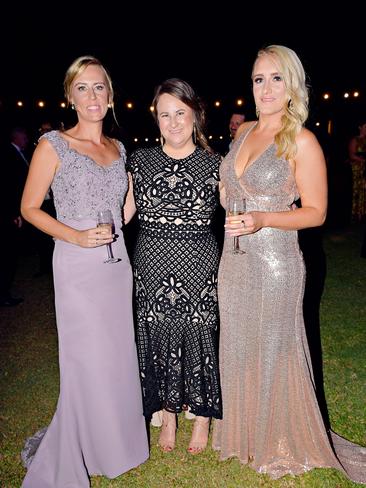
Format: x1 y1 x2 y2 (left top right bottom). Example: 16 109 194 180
212 45 366 484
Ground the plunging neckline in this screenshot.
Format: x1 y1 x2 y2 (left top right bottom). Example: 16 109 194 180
233 122 274 180
57 131 120 169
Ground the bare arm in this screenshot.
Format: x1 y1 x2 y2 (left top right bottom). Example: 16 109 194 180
21 139 112 247
226 128 327 236
123 172 136 224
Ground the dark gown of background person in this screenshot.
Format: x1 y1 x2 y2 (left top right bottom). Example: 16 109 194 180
298 222 329 428
32 122 57 276
212 125 366 483
21 131 149 488
127 145 222 420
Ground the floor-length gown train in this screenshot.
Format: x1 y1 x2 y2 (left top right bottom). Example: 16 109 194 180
212 124 366 484
21 131 149 488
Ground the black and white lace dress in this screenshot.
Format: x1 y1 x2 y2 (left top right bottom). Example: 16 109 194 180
128 146 222 419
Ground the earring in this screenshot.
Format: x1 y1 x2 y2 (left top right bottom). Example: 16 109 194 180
107 103 112 108
193 123 197 144
160 134 164 148
255 106 259 118
71 103 75 110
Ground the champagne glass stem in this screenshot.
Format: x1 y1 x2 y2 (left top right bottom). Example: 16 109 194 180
104 241 119 263
233 236 240 253
107 243 114 260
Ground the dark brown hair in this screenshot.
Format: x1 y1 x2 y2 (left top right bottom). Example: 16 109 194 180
152 78 211 152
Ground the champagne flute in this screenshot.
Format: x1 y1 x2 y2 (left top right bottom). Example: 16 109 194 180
227 197 246 254
96 210 119 264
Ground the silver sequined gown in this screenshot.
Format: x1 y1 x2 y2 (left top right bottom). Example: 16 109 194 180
212 124 366 483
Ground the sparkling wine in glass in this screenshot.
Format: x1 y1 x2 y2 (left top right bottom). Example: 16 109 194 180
96 210 119 264
227 197 246 254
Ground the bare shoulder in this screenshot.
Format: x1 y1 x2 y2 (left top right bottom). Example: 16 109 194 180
294 127 325 170
295 127 321 150
235 121 257 140
32 137 59 165
35 137 57 155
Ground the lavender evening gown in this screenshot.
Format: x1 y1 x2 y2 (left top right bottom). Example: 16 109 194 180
21 131 149 488
212 123 366 484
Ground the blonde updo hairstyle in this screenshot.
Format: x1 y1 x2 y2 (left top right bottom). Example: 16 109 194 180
255 45 309 160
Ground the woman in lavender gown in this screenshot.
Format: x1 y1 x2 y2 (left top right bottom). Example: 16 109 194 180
20 55 149 488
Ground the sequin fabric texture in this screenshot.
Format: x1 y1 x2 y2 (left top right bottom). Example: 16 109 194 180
128 146 223 419
212 123 366 483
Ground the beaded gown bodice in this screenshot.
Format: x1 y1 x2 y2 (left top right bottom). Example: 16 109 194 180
221 122 299 211
43 130 128 229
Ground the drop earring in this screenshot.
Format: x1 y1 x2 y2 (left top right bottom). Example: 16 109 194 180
255 106 259 118
160 134 164 148
193 123 197 144
71 103 75 110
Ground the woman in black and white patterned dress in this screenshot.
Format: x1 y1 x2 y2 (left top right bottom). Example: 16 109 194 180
127 78 222 454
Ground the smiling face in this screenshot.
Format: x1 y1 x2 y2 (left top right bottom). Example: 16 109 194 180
156 93 195 150
70 64 110 122
252 53 287 118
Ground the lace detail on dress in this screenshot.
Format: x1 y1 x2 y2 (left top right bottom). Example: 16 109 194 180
129 146 222 419
21 427 47 468
42 130 127 228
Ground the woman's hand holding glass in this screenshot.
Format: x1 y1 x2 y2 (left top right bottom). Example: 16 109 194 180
73 223 114 249
71 229 113 248
225 210 263 239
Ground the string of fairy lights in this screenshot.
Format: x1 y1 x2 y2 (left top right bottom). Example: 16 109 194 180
9 90 364 141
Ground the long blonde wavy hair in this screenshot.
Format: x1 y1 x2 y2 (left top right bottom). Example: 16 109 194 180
255 45 309 160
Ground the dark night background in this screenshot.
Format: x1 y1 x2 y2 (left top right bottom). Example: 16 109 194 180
0 5 364 157
0 4 364 411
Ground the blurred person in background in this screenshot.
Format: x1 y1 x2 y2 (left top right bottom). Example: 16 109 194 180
348 119 366 222
228 111 245 152
0 127 30 306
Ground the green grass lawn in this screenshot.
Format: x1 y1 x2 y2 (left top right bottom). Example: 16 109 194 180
1 225 365 487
